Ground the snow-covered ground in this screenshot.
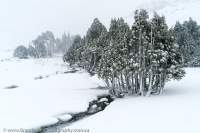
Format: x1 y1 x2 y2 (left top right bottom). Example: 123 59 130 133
68 68 200 133
1 53 200 133
0 52 107 130
1 0 200 131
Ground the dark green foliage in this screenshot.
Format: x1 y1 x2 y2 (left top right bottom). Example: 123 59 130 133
63 35 82 65
174 18 200 67
64 10 185 97
84 18 108 72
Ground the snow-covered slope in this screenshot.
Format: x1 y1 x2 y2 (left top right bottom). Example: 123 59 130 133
0 49 13 60
68 68 200 133
124 0 200 27
0 57 107 130
158 0 200 26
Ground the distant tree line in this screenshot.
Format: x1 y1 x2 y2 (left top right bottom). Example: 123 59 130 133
13 31 73 59
174 18 200 67
64 9 185 97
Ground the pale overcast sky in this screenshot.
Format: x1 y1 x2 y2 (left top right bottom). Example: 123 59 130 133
0 0 199 50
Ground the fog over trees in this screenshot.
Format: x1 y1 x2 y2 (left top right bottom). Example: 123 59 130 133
14 31 73 58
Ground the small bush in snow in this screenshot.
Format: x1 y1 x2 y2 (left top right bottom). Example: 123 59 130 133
13 45 28 59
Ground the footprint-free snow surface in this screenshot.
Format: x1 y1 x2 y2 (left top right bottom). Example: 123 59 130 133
1 53 200 133
0 56 107 130
68 68 200 133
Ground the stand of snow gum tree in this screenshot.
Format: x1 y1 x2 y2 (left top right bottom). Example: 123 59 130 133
64 9 185 97
174 18 200 67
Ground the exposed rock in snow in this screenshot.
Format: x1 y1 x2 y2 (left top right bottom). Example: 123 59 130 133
57 114 72 121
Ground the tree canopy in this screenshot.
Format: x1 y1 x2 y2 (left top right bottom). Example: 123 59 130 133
64 9 185 97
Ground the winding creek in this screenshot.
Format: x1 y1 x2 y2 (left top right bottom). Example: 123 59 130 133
36 94 114 133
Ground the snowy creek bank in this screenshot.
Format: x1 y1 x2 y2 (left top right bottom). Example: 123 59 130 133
0 57 108 131
4 85 19 89
34 68 79 80
36 94 114 133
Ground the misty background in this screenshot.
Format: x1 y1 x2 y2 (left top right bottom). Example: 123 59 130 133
0 0 199 51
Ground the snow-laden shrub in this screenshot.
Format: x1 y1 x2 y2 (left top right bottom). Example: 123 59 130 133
13 45 28 59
